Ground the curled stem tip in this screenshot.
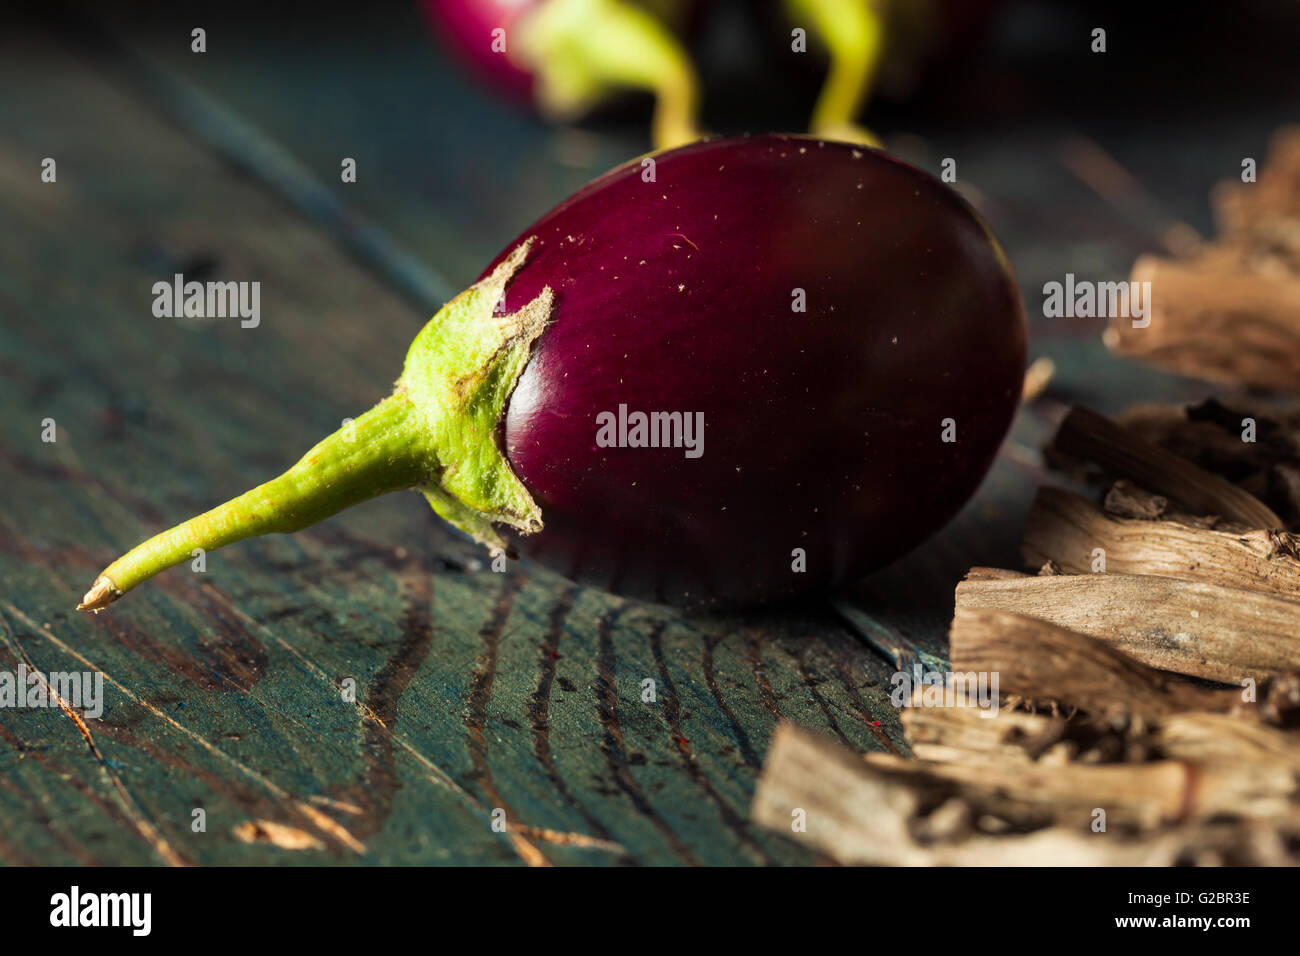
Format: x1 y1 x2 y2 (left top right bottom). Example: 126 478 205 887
77 576 121 613
76 393 429 612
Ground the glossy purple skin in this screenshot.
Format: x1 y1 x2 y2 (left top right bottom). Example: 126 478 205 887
488 135 1026 607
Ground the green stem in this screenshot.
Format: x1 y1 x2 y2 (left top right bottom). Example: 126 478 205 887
790 0 886 146
80 393 432 611
79 239 553 613
518 0 703 151
649 61 701 153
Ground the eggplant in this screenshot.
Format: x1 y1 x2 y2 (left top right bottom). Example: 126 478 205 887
79 135 1025 613
422 0 704 149
422 0 539 102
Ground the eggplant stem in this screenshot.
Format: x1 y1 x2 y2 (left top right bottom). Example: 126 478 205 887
650 64 702 153
518 0 703 151
79 393 431 611
792 0 885 147
77 239 553 612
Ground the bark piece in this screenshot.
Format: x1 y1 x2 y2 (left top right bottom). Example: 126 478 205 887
954 569 1300 683
1048 406 1283 530
1022 486 1300 598
949 606 1251 718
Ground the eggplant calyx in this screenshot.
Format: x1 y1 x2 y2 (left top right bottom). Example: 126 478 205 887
76 241 550 612
399 238 553 553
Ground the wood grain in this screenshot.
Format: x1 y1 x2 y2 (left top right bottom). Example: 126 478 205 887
1022 486 1300 597
950 606 1251 718
1048 406 1284 529
752 723 1299 865
0 28 911 866
1108 254 1300 392
955 570 1300 683
5 3 1285 865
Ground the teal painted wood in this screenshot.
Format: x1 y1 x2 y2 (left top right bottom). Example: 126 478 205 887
0 32 907 866
3 3 1283 865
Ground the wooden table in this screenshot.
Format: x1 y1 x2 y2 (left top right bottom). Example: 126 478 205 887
0 0 1295 864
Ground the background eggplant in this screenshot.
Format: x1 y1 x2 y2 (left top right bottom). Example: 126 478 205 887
421 0 704 149
78 134 1025 613
420 1 1003 149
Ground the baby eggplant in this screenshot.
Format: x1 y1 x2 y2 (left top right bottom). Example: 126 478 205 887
79 135 1025 613
422 0 704 149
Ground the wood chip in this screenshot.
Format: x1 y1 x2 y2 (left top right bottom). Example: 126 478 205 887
955 568 1300 683
1048 406 1283 529
1022 486 1300 597
950 606 1251 719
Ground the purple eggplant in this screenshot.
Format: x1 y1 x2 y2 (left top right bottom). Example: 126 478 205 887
79 135 1025 613
421 0 704 149
422 0 540 102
